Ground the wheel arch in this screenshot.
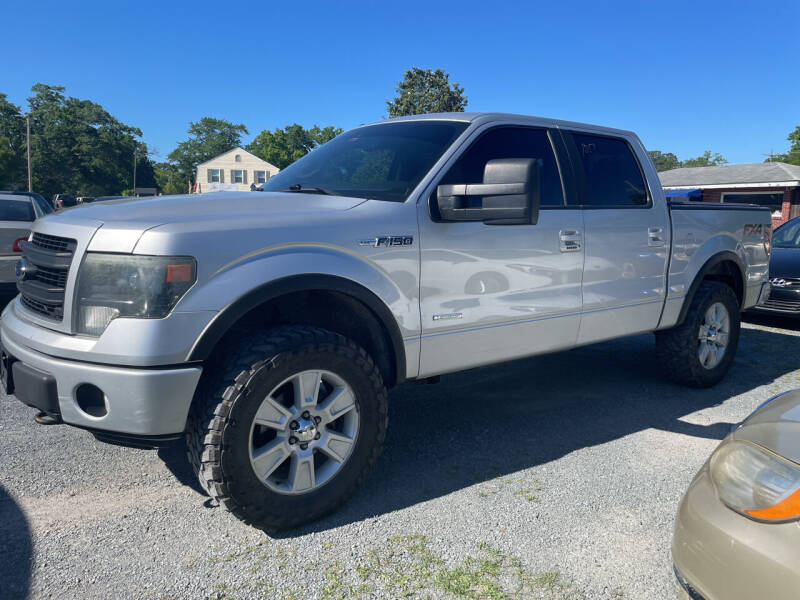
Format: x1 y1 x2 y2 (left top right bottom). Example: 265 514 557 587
676 251 745 326
187 274 406 388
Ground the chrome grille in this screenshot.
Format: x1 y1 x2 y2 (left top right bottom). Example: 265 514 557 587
769 277 800 288
31 232 74 253
20 295 63 319
30 264 68 288
17 233 77 321
760 298 800 313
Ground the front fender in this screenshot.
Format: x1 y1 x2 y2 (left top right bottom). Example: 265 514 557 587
178 244 417 378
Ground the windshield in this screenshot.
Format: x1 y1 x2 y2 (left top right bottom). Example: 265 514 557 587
259 120 469 202
773 219 800 248
0 198 35 221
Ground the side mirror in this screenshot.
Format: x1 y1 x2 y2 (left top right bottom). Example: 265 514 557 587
436 158 541 225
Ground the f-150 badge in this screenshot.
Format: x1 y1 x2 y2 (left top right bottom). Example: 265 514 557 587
359 236 413 248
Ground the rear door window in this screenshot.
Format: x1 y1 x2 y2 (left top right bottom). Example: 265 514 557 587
568 133 648 207
0 199 36 221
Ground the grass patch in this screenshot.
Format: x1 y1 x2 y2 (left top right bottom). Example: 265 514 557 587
208 534 584 599
478 476 542 503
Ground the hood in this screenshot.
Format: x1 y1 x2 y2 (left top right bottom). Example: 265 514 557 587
733 389 800 465
49 191 366 228
768 247 800 278
38 191 367 252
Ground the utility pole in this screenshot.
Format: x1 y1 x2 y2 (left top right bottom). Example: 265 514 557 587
25 116 31 192
132 146 145 196
133 148 138 196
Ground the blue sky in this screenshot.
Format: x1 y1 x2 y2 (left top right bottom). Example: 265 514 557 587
2 0 798 163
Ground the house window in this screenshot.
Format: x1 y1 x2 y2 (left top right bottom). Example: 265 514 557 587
207 169 221 183
722 192 784 218
254 170 268 184
232 169 247 184
235 154 241 162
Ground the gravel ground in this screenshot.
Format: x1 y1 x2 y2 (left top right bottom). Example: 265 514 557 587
1 314 799 600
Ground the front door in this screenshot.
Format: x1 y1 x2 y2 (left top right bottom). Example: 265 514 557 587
418 126 584 377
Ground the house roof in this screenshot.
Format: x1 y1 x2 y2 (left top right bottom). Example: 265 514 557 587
196 146 278 170
659 162 800 187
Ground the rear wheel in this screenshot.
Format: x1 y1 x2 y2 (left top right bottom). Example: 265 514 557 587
186 326 388 531
655 281 740 388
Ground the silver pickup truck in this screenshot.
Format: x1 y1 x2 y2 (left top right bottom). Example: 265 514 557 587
0 113 772 530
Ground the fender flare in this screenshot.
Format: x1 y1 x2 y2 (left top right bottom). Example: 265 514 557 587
187 274 406 385
676 251 746 326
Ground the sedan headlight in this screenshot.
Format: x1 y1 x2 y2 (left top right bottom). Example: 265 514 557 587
75 253 196 336
710 440 800 522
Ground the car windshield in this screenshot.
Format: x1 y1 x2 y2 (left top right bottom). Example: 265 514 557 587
0 198 35 221
772 220 800 248
259 120 469 202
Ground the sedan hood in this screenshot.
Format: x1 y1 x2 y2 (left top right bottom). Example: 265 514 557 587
768 247 800 279
733 389 800 465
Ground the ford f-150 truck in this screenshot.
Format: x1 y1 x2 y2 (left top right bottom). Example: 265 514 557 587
0 113 772 531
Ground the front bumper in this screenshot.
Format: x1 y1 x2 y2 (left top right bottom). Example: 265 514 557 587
1 322 202 436
672 468 800 600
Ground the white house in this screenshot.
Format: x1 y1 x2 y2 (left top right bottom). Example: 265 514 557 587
195 147 280 192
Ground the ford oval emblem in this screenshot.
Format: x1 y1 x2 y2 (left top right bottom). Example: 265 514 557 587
16 258 30 280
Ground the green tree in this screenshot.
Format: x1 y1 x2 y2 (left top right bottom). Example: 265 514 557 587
0 93 27 188
648 150 680 172
247 123 343 169
168 117 248 186
680 151 728 168
766 126 800 165
789 126 800 164
153 161 188 195
4 83 154 198
386 67 467 117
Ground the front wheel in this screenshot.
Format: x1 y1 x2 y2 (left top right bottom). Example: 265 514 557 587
655 281 741 388
186 326 388 531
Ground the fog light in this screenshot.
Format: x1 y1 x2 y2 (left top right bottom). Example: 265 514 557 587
78 305 119 336
75 384 107 417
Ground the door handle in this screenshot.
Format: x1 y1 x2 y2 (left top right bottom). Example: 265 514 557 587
648 226 665 247
559 229 582 252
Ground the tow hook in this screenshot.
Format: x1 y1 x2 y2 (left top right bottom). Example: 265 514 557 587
33 411 62 425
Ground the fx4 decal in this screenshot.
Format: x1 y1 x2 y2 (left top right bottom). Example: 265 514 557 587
743 224 767 237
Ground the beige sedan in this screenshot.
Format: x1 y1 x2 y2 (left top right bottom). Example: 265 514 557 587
673 389 800 600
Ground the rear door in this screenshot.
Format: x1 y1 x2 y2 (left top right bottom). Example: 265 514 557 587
561 131 670 344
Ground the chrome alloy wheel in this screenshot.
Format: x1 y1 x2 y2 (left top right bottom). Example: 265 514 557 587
698 301 730 370
248 370 359 494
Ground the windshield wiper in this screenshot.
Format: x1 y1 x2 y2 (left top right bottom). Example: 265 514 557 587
283 183 337 195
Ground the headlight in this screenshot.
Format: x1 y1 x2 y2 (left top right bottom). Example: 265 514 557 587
75 253 196 336
710 440 800 522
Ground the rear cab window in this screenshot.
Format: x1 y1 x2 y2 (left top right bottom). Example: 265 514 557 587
563 132 649 207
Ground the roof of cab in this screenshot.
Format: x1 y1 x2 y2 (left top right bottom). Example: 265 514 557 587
359 112 637 139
